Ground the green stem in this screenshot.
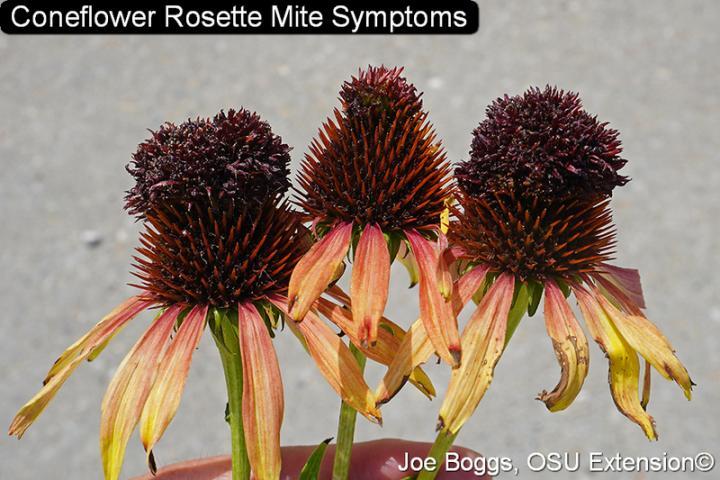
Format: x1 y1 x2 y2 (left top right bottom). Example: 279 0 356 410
212 310 251 480
332 343 367 480
416 430 459 480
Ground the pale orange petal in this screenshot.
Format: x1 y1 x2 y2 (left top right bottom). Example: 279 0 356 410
315 297 434 399
9 297 152 438
269 296 381 424
351 224 390 347
574 286 657 440
101 305 182 480
376 265 489 405
237 303 284 480
596 294 693 400
438 274 515 434
405 229 460 367
287 223 353 321
139 305 208 471
537 281 589 412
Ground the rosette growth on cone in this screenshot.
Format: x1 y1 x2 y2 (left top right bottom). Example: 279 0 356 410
381 87 693 438
8 110 395 480
290 66 459 370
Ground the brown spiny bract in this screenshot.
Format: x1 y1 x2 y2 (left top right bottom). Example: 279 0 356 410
125 109 291 218
296 66 452 232
450 192 616 281
131 199 308 308
455 86 628 201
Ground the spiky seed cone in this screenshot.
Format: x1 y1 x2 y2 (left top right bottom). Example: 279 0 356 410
132 199 307 307
296 66 452 232
125 109 291 218
456 86 628 202
450 192 616 281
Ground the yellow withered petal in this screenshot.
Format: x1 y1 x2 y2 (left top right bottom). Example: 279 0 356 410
597 263 646 309
396 240 420 288
436 231 453 300
237 302 284 480
315 297 434 399
351 223 390 347
376 265 489 405
287 222 353 322
596 294 693 400
9 296 152 438
269 296 381 424
537 281 589 412
100 305 182 480
405 229 460 367
438 273 515 434
574 286 657 440
140 305 208 472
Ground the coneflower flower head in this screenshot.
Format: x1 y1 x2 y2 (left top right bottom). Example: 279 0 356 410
290 66 461 369
298 65 450 231
126 110 304 309
397 86 690 440
10 109 391 480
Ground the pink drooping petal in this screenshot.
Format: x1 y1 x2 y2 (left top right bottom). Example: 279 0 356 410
269 296 381 424
438 273 515 434
537 281 589 412
101 305 182 480
573 285 657 440
597 263 646 308
140 305 208 472
351 224 390 347
375 265 489 405
405 229 460 367
287 223 353 321
9 296 153 438
237 302 284 480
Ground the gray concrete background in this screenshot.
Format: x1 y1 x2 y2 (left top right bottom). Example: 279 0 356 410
1 1 719 478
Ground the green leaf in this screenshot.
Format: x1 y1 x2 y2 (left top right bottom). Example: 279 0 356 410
299 438 333 480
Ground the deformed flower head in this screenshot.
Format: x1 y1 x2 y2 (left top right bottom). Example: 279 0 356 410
380 86 692 439
125 108 291 218
455 86 628 201
10 110 405 480
290 66 460 367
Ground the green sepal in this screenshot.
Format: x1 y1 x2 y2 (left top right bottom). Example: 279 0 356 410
556 278 571 298
209 308 240 356
398 239 420 288
505 281 529 346
526 280 544 317
384 231 402 264
298 438 333 480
